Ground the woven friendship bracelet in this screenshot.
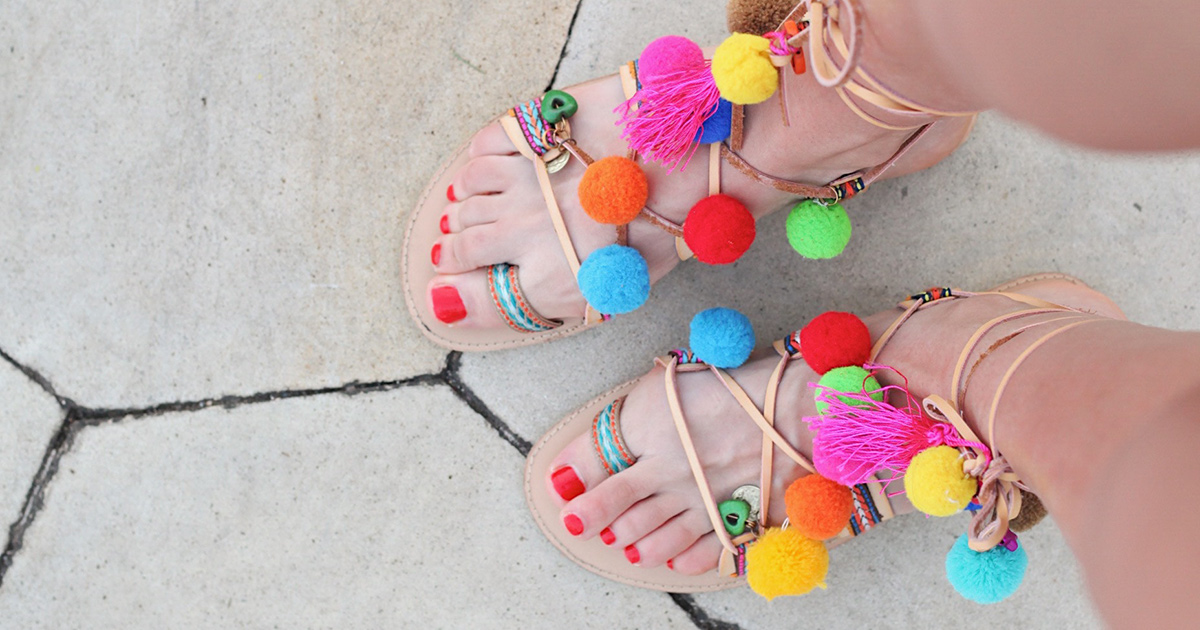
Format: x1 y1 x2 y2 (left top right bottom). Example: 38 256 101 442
512 98 556 156
487 263 560 333
592 398 636 476
847 482 885 536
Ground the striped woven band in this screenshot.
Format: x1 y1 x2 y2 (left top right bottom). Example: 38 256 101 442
487 263 560 333
511 97 556 156
847 482 885 536
592 398 635 476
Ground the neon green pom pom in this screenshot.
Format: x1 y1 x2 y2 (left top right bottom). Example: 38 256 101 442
711 33 779 105
905 445 978 516
786 200 851 259
814 366 883 414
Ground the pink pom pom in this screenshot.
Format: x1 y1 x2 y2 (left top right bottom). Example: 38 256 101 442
617 63 720 172
806 365 951 486
638 36 704 86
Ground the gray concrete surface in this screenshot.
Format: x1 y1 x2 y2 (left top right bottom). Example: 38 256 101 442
3 0 1198 627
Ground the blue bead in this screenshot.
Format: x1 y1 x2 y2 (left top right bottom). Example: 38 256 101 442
693 99 733 144
689 307 754 368
577 245 651 314
945 533 1028 604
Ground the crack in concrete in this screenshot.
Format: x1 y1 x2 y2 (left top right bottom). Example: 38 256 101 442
543 0 585 92
0 345 738 629
670 594 744 630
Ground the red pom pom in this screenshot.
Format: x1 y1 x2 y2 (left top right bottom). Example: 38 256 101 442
682 194 755 264
799 311 871 375
785 474 854 541
578 157 649 225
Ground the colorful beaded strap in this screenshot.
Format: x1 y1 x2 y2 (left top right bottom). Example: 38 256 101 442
487 263 561 333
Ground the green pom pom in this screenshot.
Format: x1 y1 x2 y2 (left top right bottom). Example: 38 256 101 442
786 200 851 259
814 366 883 414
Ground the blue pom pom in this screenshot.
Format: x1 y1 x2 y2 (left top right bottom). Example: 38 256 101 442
577 244 651 314
945 533 1028 604
693 99 733 144
689 307 754 368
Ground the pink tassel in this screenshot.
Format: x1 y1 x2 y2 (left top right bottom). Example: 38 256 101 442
616 61 720 173
804 366 952 486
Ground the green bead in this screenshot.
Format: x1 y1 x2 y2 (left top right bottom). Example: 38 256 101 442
542 90 578 124
718 499 751 536
785 199 852 259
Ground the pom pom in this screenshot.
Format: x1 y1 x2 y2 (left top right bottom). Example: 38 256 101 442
904 445 978 517
577 245 651 314
1009 493 1047 532
785 475 853 540
726 0 797 36
785 200 852 259
945 533 1028 604
638 36 705 86
682 194 756 264
693 98 734 144
746 528 828 600
690 307 755 368
799 311 871 375
813 366 882 415
578 157 649 225
711 34 779 105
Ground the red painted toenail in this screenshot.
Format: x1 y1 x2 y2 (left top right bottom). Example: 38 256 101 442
551 467 585 501
446 185 456 202
563 514 584 536
439 214 450 234
624 545 640 565
430 285 466 323
600 528 615 545
430 243 441 266
666 559 674 570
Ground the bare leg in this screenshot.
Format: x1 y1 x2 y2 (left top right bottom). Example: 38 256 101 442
863 0 1200 150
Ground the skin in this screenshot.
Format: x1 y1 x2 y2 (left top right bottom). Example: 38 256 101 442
426 0 1200 624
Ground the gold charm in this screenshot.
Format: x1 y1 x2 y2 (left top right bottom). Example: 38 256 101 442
545 150 570 174
732 485 762 524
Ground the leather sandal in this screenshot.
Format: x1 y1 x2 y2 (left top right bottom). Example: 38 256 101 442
523 273 1110 599
402 0 978 351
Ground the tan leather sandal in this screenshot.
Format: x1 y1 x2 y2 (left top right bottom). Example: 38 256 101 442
523 273 1109 598
402 0 977 352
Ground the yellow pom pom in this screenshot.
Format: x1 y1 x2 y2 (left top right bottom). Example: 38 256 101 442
711 33 778 105
746 528 829 600
904 445 978 517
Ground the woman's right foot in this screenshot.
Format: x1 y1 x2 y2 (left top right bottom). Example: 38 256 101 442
542 276 1123 576
423 53 975 330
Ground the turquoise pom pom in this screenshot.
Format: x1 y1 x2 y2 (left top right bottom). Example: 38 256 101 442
689 307 754 368
577 245 651 314
945 533 1028 604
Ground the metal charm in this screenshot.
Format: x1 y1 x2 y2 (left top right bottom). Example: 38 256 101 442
732 484 762 524
544 150 570 174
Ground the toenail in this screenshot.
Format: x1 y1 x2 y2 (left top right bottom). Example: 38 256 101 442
624 545 640 565
600 528 615 545
666 559 674 570
446 184 456 202
431 243 441 266
550 466 585 501
430 285 466 324
563 514 584 536
439 214 450 234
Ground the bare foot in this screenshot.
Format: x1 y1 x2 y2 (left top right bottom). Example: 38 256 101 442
424 55 974 327
542 277 1122 574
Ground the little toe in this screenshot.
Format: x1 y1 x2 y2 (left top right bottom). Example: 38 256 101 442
621 508 713 567
665 533 723 575
467 121 518 159
450 155 524 201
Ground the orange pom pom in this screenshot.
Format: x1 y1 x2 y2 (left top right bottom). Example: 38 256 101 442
577 156 649 225
784 474 854 540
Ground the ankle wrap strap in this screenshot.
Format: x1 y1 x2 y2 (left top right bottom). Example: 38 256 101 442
783 0 979 130
873 288 1103 551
